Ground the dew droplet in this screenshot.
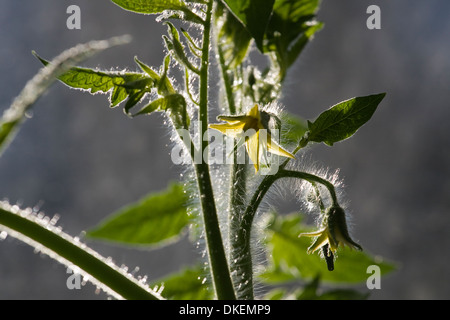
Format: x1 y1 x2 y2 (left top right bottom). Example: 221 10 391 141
0 231 8 240
25 111 33 119
95 286 101 295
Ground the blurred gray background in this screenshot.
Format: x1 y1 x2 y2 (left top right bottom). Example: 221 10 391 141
0 0 449 299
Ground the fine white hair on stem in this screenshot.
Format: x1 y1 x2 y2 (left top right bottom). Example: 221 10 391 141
0 201 160 300
281 151 353 232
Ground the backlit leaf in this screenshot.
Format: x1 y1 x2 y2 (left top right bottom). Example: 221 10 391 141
87 183 191 247
0 37 129 156
264 0 323 80
111 0 204 24
34 52 150 110
222 0 275 51
307 93 386 146
216 2 252 69
151 265 213 300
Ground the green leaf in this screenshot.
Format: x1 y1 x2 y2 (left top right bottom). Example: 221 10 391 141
151 265 213 300
87 183 191 247
264 0 323 80
34 52 151 110
0 37 130 156
263 276 369 300
134 56 161 80
316 288 370 300
282 112 308 145
0 121 18 155
111 0 186 13
215 2 252 69
260 213 396 284
163 22 199 74
124 90 147 115
134 56 176 96
285 21 323 68
307 93 386 146
294 276 369 300
134 93 189 129
111 0 204 24
222 0 275 51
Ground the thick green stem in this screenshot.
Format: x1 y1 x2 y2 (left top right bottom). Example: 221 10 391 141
215 23 253 298
228 158 251 299
0 205 160 300
195 0 236 300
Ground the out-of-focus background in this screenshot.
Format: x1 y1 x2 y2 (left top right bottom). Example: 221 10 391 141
0 0 449 299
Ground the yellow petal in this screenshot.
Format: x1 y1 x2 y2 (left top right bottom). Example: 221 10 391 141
266 133 295 159
247 104 260 120
245 130 260 173
209 122 245 137
306 232 329 254
299 229 327 238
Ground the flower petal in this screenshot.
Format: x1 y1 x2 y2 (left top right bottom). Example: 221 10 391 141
245 130 260 172
306 232 329 254
217 115 251 124
247 104 260 119
299 229 326 238
209 122 245 137
266 133 295 159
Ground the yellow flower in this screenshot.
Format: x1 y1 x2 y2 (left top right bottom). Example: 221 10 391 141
208 104 294 172
300 206 362 256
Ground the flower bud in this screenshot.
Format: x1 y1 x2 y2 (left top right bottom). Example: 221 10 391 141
299 205 362 271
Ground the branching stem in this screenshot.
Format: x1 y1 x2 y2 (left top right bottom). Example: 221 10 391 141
234 167 339 298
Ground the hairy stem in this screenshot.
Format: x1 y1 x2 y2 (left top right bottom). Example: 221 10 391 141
236 168 339 296
217 41 253 299
0 204 160 300
228 156 251 299
214 20 254 298
195 0 236 300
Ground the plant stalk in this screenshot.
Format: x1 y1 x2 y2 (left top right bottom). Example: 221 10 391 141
214 22 254 298
195 0 236 300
